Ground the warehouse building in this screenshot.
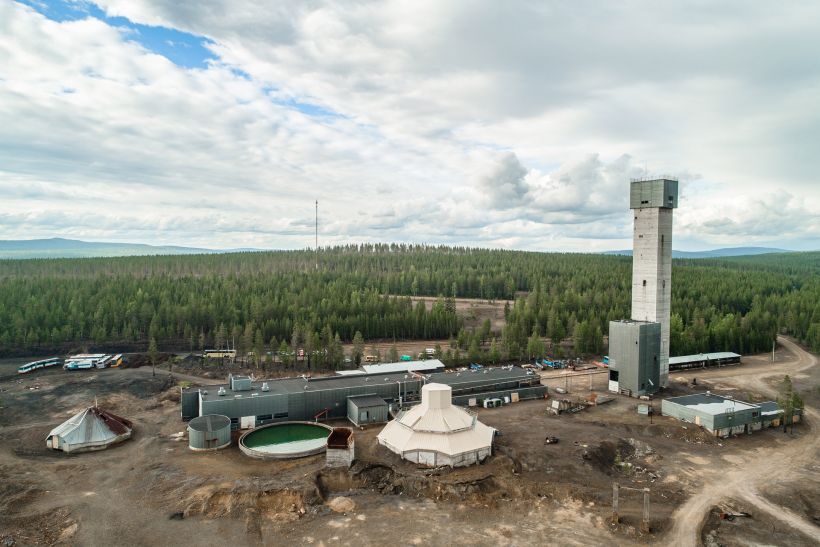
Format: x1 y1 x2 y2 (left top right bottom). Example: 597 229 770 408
668 352 741 371
181 367 545 429
661 392 788 437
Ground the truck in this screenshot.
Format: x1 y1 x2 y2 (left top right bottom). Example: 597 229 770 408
400 355 413 361
469 363 484 371
603 356 610 365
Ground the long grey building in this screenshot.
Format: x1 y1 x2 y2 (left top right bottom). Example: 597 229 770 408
661 393 788 437
181 367 546 429
608 319 661 397
668 352 741 371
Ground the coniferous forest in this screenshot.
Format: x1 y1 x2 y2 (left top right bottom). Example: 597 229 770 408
0 245 817 363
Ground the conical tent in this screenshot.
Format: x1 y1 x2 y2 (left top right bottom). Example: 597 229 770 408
377 383 495 467
46 407 133 453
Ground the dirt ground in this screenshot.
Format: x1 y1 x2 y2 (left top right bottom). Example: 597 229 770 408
339 297 511 359
0 336 817 546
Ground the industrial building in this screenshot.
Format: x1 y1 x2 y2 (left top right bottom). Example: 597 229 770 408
377 383 495 467
608 320 661 396
180 367 546 429
668 352 741 371
661 393 791 437
630 178 678 387
46 406 132 453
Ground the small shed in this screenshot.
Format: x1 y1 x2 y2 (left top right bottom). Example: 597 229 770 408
46 407 133 453
188 414 232 451
347 395 388 426
326 427 355 468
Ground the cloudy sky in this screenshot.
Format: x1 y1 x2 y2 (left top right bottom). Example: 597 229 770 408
2 0 819 252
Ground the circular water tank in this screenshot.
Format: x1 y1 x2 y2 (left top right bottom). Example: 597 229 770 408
239 421 332 460
188 414 232 451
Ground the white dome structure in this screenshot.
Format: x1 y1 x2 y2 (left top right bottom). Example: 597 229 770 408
46 406 133 453
377 383 495 467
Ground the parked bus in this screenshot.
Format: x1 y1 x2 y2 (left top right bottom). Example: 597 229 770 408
64 354 109 371
18 357 61 374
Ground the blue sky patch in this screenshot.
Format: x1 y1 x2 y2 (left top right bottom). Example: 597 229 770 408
18 0 216 69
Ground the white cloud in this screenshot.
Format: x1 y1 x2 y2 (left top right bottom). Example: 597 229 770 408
1 0 818 251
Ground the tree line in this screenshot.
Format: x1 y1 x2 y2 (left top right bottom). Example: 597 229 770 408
0 245 817 363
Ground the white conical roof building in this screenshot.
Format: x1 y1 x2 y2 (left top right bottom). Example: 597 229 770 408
46 407 133 453
377 383 495 467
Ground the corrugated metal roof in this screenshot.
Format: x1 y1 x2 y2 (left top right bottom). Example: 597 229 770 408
757 401 783 416
378 383 494 457
669 352 741 365
47 407 132 444
347 394 387 407
360 360 444 375
188 414 231 432
664 393 756 414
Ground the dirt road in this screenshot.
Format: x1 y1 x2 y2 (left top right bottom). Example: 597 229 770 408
666 336 820 546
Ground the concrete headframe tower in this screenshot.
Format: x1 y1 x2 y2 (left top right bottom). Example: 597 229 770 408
630 178 678 387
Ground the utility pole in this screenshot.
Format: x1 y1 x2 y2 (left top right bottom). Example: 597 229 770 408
641 488 651 533
611 483 619 524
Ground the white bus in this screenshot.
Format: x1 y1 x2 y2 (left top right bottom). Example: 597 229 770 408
17 357 61 374
64 354 109 371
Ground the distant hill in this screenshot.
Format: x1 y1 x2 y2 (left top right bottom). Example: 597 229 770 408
0 238 263 259
604 246 791 259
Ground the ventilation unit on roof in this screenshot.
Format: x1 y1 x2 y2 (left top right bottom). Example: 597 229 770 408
218 387 226 396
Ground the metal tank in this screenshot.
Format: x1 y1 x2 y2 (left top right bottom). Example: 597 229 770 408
188 414 232 451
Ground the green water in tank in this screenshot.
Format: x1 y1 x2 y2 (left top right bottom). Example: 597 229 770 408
243 423 329 454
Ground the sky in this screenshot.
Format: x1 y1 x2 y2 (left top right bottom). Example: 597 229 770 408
1 0 819 252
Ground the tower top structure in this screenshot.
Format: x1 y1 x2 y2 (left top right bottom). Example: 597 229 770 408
630 178 678 209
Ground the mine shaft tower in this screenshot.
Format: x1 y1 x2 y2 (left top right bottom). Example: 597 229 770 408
629 178 678 387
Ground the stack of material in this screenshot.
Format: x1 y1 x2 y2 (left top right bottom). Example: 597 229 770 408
46 407 133 453
377 383 495 467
